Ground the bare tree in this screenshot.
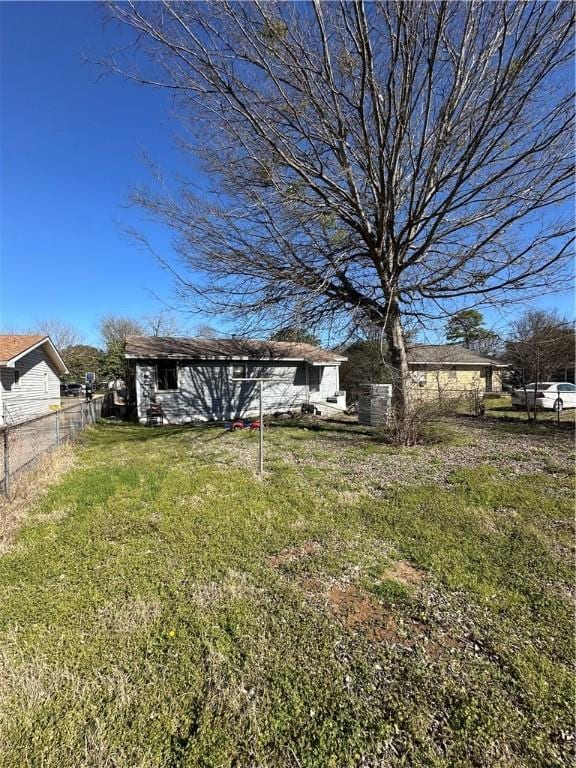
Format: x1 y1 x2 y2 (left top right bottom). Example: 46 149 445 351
193 323 220 339
506 311 575 419
99 315 144 348
105 1 575 433
143 310 187 337
30 319 82 353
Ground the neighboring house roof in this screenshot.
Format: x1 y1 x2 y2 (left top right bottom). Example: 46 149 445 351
407 344 508 368
125 336 347 365
0 334 68 375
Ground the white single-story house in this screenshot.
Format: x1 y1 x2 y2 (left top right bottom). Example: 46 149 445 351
407 344 508 394
125 336 347 424
0 335 68 425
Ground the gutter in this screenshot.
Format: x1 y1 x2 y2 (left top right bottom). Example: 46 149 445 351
125 354 347 365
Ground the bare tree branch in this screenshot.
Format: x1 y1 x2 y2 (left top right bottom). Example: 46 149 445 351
102 0 575 425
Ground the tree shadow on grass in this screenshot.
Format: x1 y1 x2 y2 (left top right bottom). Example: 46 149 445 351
267 416 379 439
456 413 575 438
87 419 226 447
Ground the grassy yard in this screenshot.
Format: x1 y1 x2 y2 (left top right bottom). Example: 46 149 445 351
0 417 574 767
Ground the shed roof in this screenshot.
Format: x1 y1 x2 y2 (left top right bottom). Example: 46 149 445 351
0 334 68 375
125 336 346 365
407 344 508 367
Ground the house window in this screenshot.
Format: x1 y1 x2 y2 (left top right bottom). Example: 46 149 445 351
308 366 322 392
156 361 178 391
13 369 21 387
294 364 306 386
448 369 457 380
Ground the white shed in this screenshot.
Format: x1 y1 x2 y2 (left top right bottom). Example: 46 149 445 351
0 335 68 425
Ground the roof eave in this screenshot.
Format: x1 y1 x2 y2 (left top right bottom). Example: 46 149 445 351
410 360 509 368
1 336 68 375
125 352 346 365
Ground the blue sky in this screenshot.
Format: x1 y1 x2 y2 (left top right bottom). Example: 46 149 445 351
0 1 207 346
0 2 573 348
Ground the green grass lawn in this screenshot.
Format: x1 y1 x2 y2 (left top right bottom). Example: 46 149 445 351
0 419 574 767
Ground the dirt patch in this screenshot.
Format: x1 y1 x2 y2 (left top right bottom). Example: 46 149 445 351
383 560 426 588
306 580 464 653
424 631 465 658
326 584 402 644
268 540 322 568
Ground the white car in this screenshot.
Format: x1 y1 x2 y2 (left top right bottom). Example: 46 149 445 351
511 382 576 412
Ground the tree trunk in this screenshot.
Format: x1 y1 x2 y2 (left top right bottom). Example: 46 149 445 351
384 302 412 429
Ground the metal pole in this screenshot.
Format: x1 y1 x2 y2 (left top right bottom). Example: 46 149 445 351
259 380 264 475
81 404 84 431
56 410 60 447
3 428 9 498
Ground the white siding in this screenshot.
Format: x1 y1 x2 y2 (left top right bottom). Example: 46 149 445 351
317 365 339 399
134 360 343 424
1 346 61 424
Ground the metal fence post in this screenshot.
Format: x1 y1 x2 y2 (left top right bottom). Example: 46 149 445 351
259 379 264 475
3 427 9 498
81 404 85 431
56 410 60 447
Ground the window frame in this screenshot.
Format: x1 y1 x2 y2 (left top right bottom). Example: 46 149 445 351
232 363 247 380
308 365 323 392
155 361 179 392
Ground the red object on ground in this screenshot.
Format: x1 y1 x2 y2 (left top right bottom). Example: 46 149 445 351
250 420 261 430
231 421 245 430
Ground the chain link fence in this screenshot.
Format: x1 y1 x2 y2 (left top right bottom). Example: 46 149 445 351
0 397 103 497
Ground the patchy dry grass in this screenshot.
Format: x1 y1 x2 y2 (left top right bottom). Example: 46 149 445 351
0 419 573 767
0 444 77 555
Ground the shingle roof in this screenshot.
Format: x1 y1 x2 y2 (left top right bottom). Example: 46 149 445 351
0 335 46 363
407 344 508 367
0 334 69 375
125 336 347 365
